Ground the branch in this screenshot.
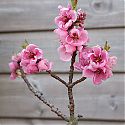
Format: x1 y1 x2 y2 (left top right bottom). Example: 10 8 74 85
69 51 77 84
47 71 68 87
71 77 86 87
68 51 77 118
20 69 69 122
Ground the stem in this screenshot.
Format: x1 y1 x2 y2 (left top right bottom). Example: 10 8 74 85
20 69 69 122
69 51 77 84
68 87 75 118
68 51 77 118
71 77 86 87
47 71 68 87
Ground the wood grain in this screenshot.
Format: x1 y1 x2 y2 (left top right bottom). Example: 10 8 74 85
0 73 124 120
0 28 124 73
0 0 124 32
0 119 124 125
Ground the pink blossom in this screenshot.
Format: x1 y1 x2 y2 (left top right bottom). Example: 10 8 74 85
76 9 86 27
74 46 117 84
23 63 39 74
74 47 92 70
58 44 76 61
38 59 53 71
54 28 68 43
107 56 117 69
9 53 21 80
66 28 88 46
55 4 77 30
20 44 43 67
88 45 109 66
83 65 113 84
12 53 21 62
9 62 19 80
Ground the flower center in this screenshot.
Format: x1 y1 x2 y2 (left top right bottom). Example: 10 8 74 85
95 68 102 74
71 33 79 40
94 56 102 63
63 16 70 23
29 52 35 59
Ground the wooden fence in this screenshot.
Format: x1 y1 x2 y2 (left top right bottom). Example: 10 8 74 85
0 0 124 124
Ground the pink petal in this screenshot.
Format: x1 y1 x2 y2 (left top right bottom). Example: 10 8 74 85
26 44 38 52
65 44 76 53
93 73 102 84
93 46 101 56
58 45 72 61
83 68 94 78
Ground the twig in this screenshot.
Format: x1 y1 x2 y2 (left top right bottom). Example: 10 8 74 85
20 69 69 122
69 51 77 84
68 51 77 118
47 71 68 87
71 77 86 87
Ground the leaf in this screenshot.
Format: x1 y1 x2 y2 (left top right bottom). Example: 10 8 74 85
71 0 78 10
104 41 111 51
22 39 29 49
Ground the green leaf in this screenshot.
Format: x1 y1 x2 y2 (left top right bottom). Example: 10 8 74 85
70 0 78 10
22 39 29 49
104 41 111 51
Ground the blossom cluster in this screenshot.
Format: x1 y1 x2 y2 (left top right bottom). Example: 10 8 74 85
54 4 88 61
9 44 52 80
74 46 117 84
54 4 117 84
9 3 117 85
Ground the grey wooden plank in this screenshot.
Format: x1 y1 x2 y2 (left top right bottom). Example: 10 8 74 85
0 0 124 32
0 74 124 120
0 119 124 125
0 28 124 72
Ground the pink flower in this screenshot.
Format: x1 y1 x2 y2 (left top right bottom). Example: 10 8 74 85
83 65 113 84
58 44 76 61
74 45 117 84
54 28 68 43
55 4 77 30
23 63 39 74
74 47 92 70
9 62 19 80
12 53 21 62
38 59 53 71
76 9 86 27
107 56 117 69
20 44 43 67
9 53 21 80
88 45 109 66
66 28 89 46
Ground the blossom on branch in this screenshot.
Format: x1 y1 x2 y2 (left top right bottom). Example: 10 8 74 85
74 46 117 84
9 44 52 79
54 4 88 62
55 4 77 30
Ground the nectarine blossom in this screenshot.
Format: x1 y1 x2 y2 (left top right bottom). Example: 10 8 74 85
55 4 89 62
9 53 21 79
58 44 76 61
9 44 52 78
75 46 117 84
55 4 77 30
66 28 88 46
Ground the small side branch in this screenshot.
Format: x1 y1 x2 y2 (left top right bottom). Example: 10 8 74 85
71 77 86 87
20 69 69 122
47 71 68 87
